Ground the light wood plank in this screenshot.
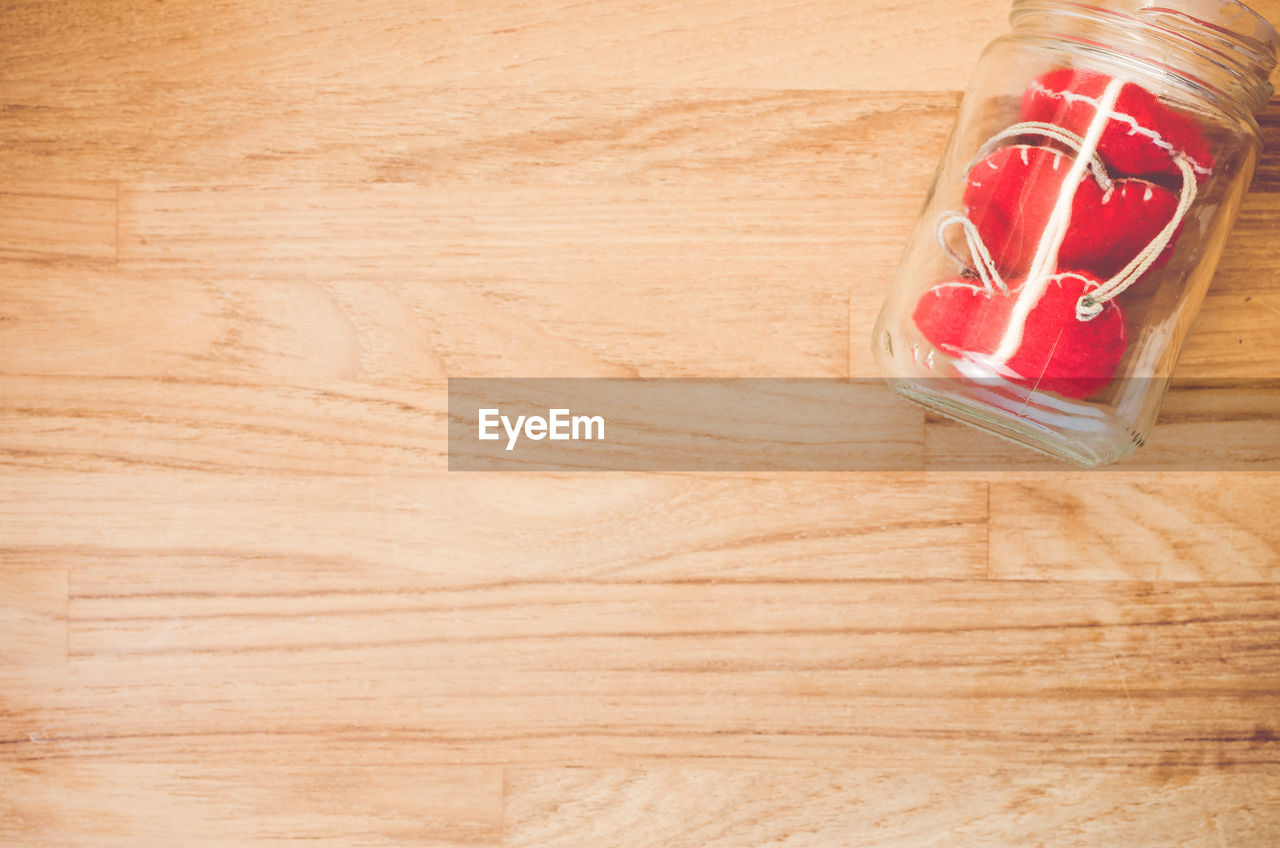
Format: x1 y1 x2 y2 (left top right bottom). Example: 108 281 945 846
0 570 66 668
1254 98 1280 192
0 761 501 847
504 767 1280 848
1205 193 1280 294
0 181 115 260
1 574 1275 767
0 1 1009 91
1 375 926 476
0 377 444 474
0 466 985 579
116 179 862 378
5 1 1275 96
0 87 960 186
0 271 848 380
0 274 372 381
1178 291 1280 377
0 379 445 479
989 475 1280 580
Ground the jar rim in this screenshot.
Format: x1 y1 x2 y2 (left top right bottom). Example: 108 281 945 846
1011 0 1279 116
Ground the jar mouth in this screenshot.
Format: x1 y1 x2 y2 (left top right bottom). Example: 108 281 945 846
1011 0 1279 116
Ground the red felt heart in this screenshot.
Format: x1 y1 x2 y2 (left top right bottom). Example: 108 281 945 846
912 272 1127 398
1021 68 1213 183
964 144 1180 279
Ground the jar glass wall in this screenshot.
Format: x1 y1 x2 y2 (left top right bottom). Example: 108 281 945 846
872 0 1280 466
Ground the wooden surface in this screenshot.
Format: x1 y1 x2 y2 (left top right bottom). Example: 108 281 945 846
3 1 1280 845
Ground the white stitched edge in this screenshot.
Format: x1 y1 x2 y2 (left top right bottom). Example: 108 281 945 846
1029 79 1213 176
928 279 990 294
1047 271 1098 289
929 272 1102 297
980 145 1169 202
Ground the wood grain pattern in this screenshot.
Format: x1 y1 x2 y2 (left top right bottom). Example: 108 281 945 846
0 1 1010 91
0 467 985 579
0 181 115 261
0 86 962 184
4 0 1280 844
989 475 1280 580
3 568 1277 771
0 761 502 847
0 570 66 669
505 767 1280 848
2 573 1280 778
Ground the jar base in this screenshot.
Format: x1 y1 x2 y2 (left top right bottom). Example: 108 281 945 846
889 378 1141 467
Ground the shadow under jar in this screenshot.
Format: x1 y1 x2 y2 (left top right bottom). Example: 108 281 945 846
872 0 1280 466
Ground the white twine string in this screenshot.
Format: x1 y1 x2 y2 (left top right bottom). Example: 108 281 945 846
1074 154 1197 320
969 121 1114 192
1028 78 1214 178
990 77 1127 363
935 210 1008 295
934 119 1119 297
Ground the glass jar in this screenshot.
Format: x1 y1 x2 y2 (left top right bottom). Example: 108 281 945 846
872 0 1279 466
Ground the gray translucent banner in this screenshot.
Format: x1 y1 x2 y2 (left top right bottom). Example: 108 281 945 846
448 378 1280 471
